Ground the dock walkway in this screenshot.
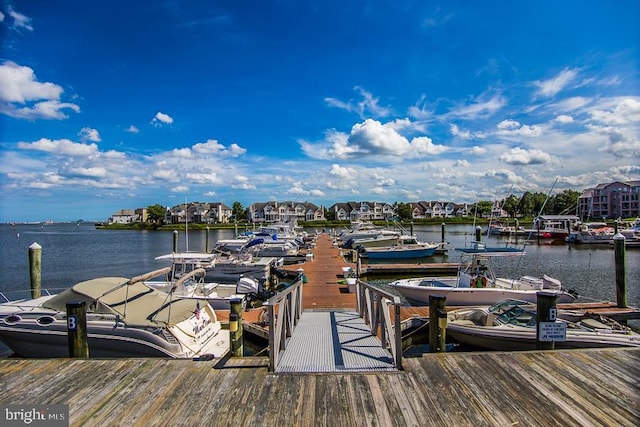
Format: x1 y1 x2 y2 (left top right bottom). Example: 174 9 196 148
1 349 638 426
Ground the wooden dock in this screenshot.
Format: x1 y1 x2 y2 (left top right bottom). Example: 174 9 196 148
1 233 640 425
1 350 638 426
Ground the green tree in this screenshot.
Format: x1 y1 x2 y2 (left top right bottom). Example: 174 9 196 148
232 201 246 221
502 195 520 218
474 200 493 217
324 207 335 221
147 204 166 224
394 202 413 220
552 189 580 215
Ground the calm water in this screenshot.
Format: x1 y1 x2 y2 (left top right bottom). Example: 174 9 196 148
1 222 638 308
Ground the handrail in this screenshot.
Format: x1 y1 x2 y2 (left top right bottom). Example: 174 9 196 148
355 279 403 370
263 273 304 372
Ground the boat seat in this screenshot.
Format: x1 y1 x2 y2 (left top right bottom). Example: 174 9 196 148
485 313 496 326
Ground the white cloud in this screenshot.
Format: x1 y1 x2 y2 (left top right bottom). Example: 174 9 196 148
554 115 574 124
170 186 189 193
325 86 392 118
17 138 98 157
468 146 486 155
78 127 101 142
185 172 222 185
151 111 173 126
589 98 640 125
534 68 579 98
0 11 4 21
498 147 552 165
7 6 33 31
447 92 506 120
328 164 354 179
126 125 139 134
0 61 80 120
192 139 246 157
496 120 542 137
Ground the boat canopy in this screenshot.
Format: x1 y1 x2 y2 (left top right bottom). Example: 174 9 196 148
43 269 210 328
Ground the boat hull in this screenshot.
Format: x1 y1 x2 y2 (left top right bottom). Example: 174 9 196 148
393 284 576 306
447 324 640 351
363 246 438 259
0 319 230 358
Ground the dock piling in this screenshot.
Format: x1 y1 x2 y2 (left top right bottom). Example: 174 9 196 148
230 298 244 356
28 242 42 299
614 233 627 308
67 301 89 358
536 292 558 350
173 230 178 253
429 295 447 353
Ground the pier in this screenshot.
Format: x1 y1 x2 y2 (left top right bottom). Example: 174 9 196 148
1 233 639 425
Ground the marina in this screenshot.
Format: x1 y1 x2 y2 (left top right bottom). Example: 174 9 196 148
1 224 640 425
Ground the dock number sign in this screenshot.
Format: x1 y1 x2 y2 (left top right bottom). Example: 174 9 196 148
538 321 567 341
67 315 78 331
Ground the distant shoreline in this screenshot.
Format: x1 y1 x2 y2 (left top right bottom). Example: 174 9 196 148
93 217 537 231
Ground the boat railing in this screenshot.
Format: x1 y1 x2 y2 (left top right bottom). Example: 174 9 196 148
263 272 304 372
0 288 65 303
354 279 403 370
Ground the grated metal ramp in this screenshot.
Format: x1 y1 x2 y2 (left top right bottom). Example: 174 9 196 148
275 311 397 373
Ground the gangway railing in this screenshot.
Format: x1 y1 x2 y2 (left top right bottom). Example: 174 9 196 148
354 280 403 370
264 273 304 372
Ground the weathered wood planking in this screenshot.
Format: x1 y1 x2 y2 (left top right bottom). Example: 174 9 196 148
1 349 638 426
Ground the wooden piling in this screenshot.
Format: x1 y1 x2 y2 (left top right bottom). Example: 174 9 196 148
229 298 243 356
536 292 558 350
441 223 445 243
429 295 447 352
67 301 89 358
475 226 482 242
28 242 42 299
614 233 627 308
205 227 210 253
173 230 178 253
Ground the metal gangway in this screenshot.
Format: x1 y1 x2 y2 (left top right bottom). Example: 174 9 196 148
264 275 402 373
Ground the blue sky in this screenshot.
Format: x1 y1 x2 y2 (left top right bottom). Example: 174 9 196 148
1 1 639 222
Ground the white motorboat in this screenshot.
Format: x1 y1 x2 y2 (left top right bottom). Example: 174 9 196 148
0 268 230 358
144 267 259 309
446 299 640 350
360 235 440 259
155 251 280 284
566 222 614 244
389 242 577 306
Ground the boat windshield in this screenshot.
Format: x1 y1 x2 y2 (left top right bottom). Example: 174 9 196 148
489 300 537 327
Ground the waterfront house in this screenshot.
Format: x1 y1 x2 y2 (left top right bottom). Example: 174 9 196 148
329 201 396 222
409 201 472 219
577 181 640 220
249 201 322 224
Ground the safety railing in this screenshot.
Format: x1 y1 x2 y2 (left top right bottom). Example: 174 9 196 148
355 279 403 370
264 273 304 372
